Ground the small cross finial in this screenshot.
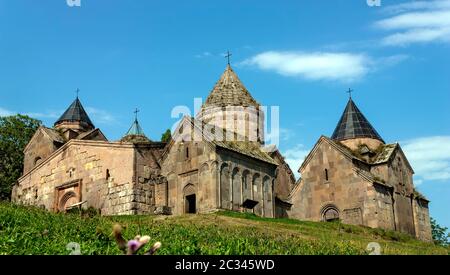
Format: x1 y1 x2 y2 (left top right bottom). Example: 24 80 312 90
76 88 80 98
225 50 232 65
134 108 140 121
347 88 353 99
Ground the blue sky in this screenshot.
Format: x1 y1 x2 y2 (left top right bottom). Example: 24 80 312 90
0 0 449 230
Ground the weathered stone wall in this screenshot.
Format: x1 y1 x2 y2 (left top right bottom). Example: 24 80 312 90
161 140 218 215
413 198 432 241
133 144 166 214
371 150 416 235
218 148 277 218
287 139 375 226
23 129 61 175
269 150 296 200
371 183 396 230
13 140 137 215
199 106 265 144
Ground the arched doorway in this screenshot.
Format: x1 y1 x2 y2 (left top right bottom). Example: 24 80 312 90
183 184 196 214
59 191 78 212
321 205 340 222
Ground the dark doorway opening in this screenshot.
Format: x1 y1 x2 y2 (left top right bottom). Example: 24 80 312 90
323 208 339 222
185 194 196 214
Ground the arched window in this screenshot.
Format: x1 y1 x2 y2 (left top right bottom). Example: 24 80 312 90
34 157 42 166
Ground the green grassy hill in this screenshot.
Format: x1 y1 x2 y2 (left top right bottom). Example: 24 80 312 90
0 202 448 255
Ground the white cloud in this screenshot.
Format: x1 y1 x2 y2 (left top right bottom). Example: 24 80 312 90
0 107 14 117
24 111 60 119
242 51 370 82
195 52 212 58
282 144 311 179
266 127 294 143
375 0 450 46
402 136 450 183
382 0 450 14
85 107 117 125
241 51 408 82
0 107 60 119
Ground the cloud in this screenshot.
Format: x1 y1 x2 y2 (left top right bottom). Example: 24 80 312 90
241 51 407 82
266 127 294 143
382 0 450 15
85 107 117 125
24 111 60 119
0 107 60 119
241 51 370 82
282 144 311 179
195 52 212 58
402 136 450 184
0 107 14 117
375 0 450 46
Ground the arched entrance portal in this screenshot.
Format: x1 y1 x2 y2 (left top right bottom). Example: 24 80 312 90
59 191 78 212
321 205 340 222
183 184 196 214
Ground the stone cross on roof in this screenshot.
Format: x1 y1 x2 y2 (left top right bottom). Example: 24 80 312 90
347 88 353 99
225 50 232 65
134 108 140 121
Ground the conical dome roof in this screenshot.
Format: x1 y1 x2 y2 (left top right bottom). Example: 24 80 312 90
202 65 259 108
54 97 94 128
125 119 145 136
331 98 384 143
121 117 151 143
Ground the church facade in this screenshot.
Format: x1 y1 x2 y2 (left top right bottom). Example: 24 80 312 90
11 65 431 241
285 98 432 241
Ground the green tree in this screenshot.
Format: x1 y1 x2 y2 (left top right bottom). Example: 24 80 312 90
0 114 41 200
431 217 450 247
161 129 171 143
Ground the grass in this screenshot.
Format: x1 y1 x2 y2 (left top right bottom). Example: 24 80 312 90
0 202 448 255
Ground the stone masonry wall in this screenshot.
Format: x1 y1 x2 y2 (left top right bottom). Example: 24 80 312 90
413 198 432 241
161 140 218 215
287 139 375 226
13 140 137 216
23 129 61 175
218 148 277 218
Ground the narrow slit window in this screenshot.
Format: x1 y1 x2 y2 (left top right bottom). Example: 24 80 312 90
325 169 329 181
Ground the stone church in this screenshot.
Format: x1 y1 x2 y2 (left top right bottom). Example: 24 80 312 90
11 64 432 241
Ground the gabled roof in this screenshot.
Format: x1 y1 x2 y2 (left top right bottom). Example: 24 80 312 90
331 98 384 143
77 128 108 141
54 97 94 128
202 65 260 109
162 116 277 165
24 126 65 152
299 136 414 178
299 136 360 172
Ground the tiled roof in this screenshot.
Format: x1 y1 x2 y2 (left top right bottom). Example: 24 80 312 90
121 117 151 143
125 119 146 137
55 97 94 128
202 65 260 109
41 127 65 143
372 143 398 164
331 98 384 143
180 117 277 165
